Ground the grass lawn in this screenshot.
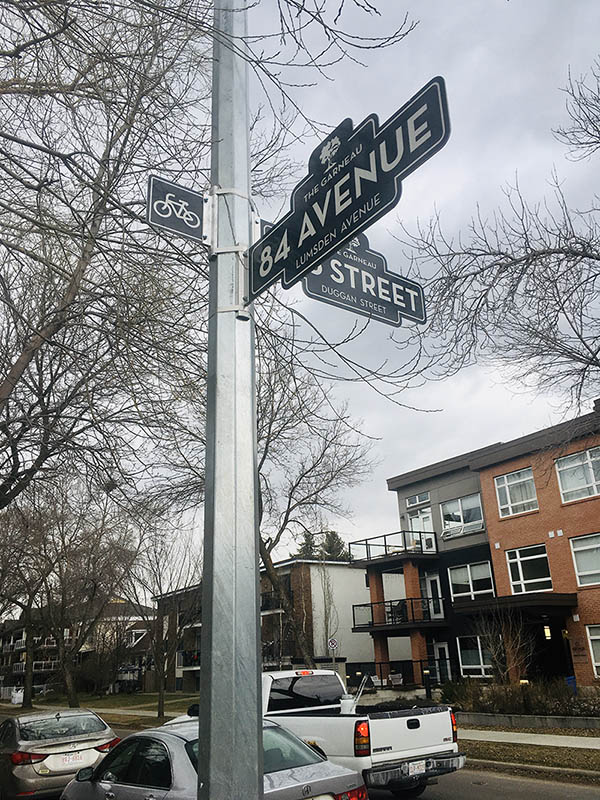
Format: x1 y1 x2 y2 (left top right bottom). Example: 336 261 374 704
38 692 197 713
461 739 600 785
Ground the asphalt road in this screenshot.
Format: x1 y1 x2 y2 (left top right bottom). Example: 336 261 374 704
368 769 600 799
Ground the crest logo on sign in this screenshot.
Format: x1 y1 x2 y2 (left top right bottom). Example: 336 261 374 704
320 136 341 171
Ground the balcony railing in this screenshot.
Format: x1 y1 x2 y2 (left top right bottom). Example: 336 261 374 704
33 660 59 672
12 662 25 673
350 658 459 688
41 638 57 648
14 639 26 650
260 591 293 612
349 530 437 562
180 650 201 668
2 644 13 653
352 596 446 629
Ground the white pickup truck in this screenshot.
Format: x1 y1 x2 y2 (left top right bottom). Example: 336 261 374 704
172 668 465 798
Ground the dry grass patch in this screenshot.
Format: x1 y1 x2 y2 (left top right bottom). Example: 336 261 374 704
461 739 600 784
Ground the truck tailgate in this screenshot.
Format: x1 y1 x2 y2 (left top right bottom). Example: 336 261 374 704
369 706 455 763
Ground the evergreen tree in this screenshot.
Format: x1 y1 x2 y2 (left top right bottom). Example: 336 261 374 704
319 531 350 562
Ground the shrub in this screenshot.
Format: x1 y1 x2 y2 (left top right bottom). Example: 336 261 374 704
441 678 600 717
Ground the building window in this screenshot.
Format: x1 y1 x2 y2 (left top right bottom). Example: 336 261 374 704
457 636 493 677
449 562 494 601
494 467 538 517
406 491 430 508
506 544 552 593
570 533 600 586
587 625 600 678
407 507 433 532
441 494 484 536
556 447 600 503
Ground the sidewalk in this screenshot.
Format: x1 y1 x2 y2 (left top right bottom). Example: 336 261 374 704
458 728 600 750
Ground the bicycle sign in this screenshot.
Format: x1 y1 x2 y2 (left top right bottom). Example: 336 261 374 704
147 175 205 243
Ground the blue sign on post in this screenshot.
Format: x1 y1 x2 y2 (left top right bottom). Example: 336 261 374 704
302 233 425 327
147 175 205 243
248 76 450 303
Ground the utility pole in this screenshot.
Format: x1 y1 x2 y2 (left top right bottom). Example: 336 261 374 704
198 1 262 799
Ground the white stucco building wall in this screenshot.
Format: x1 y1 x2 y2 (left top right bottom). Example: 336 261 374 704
309 561 411 664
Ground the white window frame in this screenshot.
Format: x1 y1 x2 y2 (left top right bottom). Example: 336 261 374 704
407 507 433 532
128 629 147 648
506 544 552 594
570 533 600 587
440 493 484 537
448 561 494 601
587 625 600 678
456 635 493 678
406 491 430 509
556 447 600 503
494 467 539 517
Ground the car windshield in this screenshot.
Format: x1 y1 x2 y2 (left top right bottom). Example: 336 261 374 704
186 725 322 775
19 714 107 741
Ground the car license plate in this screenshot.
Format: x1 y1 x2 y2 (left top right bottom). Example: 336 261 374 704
62 752 83 766
409 760 426 776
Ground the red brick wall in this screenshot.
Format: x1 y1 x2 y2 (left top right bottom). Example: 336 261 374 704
289 563 314 656
479 434 600 686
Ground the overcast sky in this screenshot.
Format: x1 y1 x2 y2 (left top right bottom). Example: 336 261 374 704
248 1 600 546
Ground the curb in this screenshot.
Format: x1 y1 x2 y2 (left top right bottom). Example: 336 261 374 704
467 757 600 784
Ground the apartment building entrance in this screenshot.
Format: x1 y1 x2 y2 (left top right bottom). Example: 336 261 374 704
424 572 444 620
433 641 452 683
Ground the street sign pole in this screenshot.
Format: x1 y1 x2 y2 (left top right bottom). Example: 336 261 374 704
199 1 262 799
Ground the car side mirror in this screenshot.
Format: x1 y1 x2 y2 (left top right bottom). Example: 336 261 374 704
187 703 199 717
76 766 94 782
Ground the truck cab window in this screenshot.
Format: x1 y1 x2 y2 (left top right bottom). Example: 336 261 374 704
268 675 343 712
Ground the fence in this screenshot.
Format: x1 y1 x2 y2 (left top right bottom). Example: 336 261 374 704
352 658 459 688
0 684 47 700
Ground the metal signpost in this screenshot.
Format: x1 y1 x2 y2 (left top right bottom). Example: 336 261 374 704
147 175 205 243
328 636 338 672
248 76 450 303
302 232 426 327
198 2 261 800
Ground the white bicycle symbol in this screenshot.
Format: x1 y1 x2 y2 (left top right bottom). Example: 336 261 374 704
152 192 201 229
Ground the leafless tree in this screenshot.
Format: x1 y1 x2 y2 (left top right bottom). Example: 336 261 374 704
79 613 133 696
317 558 339 657
1 0 420 675
123 521 202 718
31 476 140 707
0 1 420 516
255 319 374 666
0 496 56 709
396 55 600 412
473 607 536 684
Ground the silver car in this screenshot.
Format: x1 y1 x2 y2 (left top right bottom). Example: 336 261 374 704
0 709 120 799
61 718 368 799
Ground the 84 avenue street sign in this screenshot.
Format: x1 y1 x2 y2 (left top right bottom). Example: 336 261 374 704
248 76 450 303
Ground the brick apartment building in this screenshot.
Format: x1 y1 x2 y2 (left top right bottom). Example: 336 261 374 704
350 402 600 688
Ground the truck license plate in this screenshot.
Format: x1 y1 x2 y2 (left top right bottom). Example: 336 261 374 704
409 760 425 776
